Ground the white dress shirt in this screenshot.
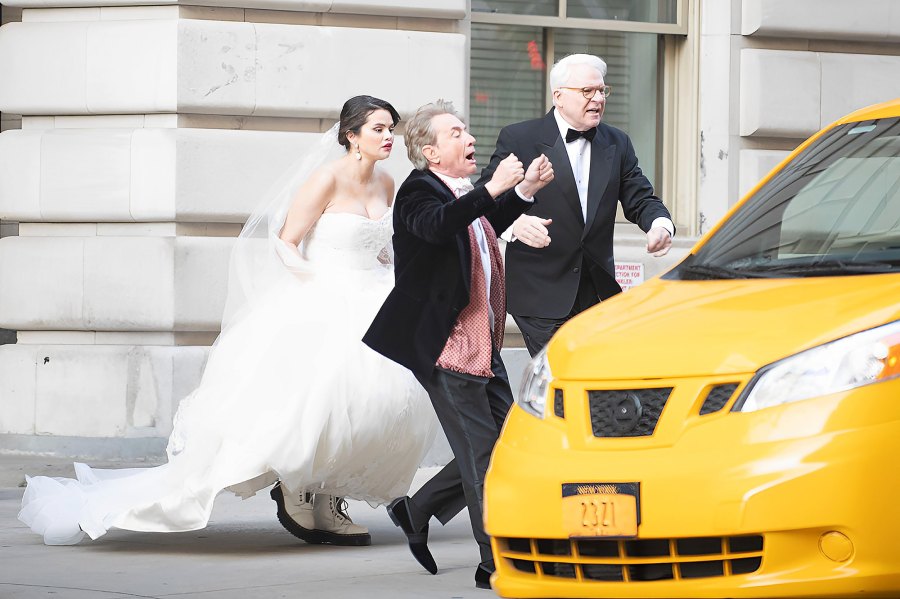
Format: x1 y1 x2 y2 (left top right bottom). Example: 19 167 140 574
553 110 675 236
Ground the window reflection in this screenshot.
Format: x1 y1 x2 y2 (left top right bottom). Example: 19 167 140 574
470 24 546 172
567 0 677 23
472 0 557 16
555 30 659 187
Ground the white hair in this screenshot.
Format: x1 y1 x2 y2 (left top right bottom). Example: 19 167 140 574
549 54 608 90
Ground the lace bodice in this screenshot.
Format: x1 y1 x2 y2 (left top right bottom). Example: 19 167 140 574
300 209 393 269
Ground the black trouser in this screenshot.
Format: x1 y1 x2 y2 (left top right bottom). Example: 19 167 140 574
514 264 602 357
408 349 514 565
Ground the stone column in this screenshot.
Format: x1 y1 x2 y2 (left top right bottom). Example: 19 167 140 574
0 1 466 457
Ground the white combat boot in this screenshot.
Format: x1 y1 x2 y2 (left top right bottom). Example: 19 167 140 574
270 482 316 541
310 494 372 546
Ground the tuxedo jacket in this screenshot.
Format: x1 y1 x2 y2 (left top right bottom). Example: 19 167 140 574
477 109 673 319
363 169 531 379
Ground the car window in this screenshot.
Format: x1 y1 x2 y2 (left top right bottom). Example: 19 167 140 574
669 116 900 280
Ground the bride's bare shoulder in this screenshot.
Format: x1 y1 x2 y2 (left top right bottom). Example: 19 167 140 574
374 167 396 200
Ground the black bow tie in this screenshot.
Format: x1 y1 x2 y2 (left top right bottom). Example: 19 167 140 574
565 127 597 143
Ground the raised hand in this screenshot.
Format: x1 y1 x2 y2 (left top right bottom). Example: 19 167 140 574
512 214 552 248
517 154 554 198
485 153 525 198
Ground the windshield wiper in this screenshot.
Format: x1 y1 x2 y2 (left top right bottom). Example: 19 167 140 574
743 260 896 276
677 264 780 280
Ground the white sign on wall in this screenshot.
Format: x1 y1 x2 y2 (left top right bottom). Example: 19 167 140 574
615 262 645 291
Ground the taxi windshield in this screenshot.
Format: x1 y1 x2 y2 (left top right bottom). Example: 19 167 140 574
670 116 900 280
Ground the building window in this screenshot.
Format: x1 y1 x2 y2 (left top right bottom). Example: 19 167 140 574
473 0 679 25
470 23 546 172
566 0 677 23
473 0 557 17
469 0 689 207
470 26 660 188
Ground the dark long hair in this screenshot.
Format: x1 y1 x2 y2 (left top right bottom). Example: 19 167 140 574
337 95 401 150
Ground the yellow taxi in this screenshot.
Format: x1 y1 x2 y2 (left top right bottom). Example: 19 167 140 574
484 98 900 598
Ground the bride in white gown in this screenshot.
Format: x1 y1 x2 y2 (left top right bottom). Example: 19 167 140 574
18 96 438 547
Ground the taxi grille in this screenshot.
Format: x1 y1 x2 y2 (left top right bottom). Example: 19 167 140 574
497 535 763 582
588 388 672 437
699 383 739 415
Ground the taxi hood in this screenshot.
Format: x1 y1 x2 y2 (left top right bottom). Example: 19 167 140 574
547 274 900 381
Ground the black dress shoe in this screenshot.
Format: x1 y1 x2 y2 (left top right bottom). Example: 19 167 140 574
386 496 437 574
475 561 494 589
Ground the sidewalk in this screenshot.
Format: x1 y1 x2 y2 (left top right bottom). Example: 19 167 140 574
0 456 495 599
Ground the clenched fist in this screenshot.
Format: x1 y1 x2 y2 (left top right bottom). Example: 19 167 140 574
485 153 525 198
517 154 554 198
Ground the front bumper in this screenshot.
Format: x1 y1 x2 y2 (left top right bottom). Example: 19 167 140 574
484 375 900 598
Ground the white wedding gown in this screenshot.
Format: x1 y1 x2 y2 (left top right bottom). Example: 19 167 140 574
19 208 438 545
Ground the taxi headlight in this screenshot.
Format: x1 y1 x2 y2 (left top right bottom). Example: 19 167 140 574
517 347 553 419
735 321 900 412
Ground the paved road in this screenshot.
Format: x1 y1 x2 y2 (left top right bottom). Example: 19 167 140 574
0 458 495 599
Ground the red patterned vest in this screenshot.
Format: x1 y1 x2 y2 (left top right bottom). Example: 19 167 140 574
436 216 506 377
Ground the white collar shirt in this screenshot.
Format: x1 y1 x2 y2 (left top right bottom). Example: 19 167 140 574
554 109 591 222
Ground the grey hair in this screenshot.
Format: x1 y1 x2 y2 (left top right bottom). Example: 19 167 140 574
405 99 461 171
549 54 608 90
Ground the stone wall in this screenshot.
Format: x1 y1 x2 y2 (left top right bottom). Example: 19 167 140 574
697 0 900 235
0 0 467 456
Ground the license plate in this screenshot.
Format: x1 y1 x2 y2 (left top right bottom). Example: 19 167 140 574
562 482 640 538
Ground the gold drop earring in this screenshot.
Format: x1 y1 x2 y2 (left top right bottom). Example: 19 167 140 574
355 144 361 161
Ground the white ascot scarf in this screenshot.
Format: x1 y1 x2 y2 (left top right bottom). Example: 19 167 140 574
444 176 475 198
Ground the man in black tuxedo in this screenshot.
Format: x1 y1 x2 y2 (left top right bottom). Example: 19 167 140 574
478 53 675 356
363 100 553 589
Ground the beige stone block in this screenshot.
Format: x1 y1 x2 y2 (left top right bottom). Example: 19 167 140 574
176 20 257 116
40 129 133 221
173 128 314 222
0 236 85 330
21 7 99 21
319 12 396 29
20 116 55 129
0 22 88 114
0 346 37 434
131 129 177 221
739 149 790 199
101 5 180 20
408 30 466 112
82 237 175 330
86 20 178 114
19 223 98 236
820 53 900 127
177 6 245 22
331 0 465 19
0 130 41 221
174 236 233 331
4 344 211 440
243 9 319 25
740 49 821 138
17 331 97 344
251 24 396 118
96 223 178 236
53 115 147 128
94 332 177 344
33 346 122 436
1 20 465 118
742 0 900 43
